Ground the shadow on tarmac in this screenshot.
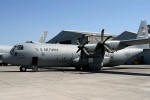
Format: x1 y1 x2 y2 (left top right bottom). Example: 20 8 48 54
0 66 150 76
99 71 150 76
45 67 150 76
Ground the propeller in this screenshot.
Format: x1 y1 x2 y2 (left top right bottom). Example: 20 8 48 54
76 29 113 57
96 29 113 53
76 39 89 56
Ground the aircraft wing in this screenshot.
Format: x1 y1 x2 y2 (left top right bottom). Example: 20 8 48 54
106 38 150 50
120 38 150 47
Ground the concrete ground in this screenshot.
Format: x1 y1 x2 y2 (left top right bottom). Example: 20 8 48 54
0 65 150 100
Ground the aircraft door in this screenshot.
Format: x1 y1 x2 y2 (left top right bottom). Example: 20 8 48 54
32 57 38 66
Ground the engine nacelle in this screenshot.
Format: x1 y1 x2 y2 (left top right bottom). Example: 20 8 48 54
106 41 122 51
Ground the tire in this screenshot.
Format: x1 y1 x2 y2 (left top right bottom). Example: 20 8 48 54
20 66 27 72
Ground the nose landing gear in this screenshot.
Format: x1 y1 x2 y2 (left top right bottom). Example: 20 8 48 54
19 57 39 72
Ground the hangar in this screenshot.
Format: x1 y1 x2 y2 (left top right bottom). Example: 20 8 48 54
113 31 137 40
47 30 139 44
47 30 116 44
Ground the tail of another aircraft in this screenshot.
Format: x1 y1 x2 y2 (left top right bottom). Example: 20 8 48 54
136 20 149 48
38 31 48 43
137 20 149 39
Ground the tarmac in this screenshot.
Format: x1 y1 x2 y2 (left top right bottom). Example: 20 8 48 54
0 65 150 100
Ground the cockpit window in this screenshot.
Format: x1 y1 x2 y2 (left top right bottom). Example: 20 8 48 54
16 45 24 50
12 45 23 50
10 45 24 55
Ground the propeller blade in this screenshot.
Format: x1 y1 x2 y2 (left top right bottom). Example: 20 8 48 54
76 35 90 56
76 48 81 53
83 48 90 56
103 36 112 43
104 45 113 53
101 29 104 42
76 39 80 45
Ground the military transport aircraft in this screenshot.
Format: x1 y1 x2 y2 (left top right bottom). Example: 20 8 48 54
2 22 150 72
0 31 48 65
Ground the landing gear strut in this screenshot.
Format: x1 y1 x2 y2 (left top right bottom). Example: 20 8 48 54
32 66 38 72
20 66 27 72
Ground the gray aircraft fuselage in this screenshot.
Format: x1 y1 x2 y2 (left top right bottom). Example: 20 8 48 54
3 43 81 67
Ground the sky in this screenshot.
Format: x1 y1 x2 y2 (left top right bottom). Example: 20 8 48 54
0 0 150 45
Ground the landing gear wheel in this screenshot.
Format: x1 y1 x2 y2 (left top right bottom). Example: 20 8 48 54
20 66 27 72
75 66 81 71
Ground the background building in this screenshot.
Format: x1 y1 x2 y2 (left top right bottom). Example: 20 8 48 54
47 30 116 44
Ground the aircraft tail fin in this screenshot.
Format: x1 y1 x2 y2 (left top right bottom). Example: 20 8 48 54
137 20 149 39
38 31 48 43
135 20 150 48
